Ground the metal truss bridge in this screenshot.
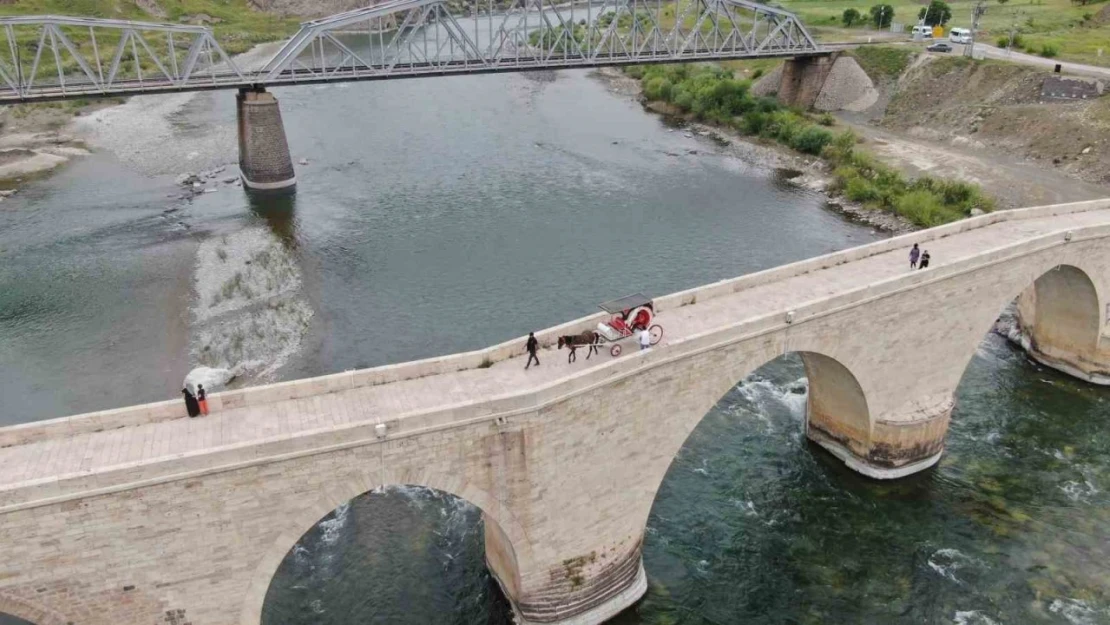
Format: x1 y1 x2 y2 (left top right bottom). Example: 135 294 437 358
0 0 825 103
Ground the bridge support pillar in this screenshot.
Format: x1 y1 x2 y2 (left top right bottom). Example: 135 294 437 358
778 53 839 109
799 351 947 479
484 512 647 624
808 401 951 480
237 87 296 191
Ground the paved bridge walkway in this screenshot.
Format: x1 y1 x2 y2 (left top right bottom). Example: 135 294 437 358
2 202 1109 506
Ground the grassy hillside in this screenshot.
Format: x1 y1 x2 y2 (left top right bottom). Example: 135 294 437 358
0 0 299 55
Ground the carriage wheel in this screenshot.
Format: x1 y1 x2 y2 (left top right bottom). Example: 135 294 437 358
649 324 663 345
610 344 622 357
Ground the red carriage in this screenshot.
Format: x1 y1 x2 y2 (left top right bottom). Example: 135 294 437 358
596 293 663 357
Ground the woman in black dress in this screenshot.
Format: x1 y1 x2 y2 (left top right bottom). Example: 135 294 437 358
182 387 200 417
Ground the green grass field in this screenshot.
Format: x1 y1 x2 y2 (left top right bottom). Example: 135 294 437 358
779 0 1110 67
0 0 298 60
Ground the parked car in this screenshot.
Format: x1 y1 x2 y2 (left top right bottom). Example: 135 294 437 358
927 42 953 52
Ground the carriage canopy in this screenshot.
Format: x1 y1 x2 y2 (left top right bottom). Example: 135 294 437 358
599 293 653 314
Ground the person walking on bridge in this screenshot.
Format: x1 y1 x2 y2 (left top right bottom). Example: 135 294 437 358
909 243 920 270
639 327 652 351
525 332 540 370
919 250 931 270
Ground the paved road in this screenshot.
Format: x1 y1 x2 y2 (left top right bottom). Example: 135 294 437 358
953 42 1110 80
1 204 1109 507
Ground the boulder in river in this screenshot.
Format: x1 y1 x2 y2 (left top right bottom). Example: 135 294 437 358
184 366 234 395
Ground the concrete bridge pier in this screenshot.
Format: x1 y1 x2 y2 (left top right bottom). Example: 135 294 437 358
777 52 838 109
236 87 296 192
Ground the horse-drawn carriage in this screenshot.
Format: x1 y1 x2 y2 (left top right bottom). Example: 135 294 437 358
597 293 663 356
557 293 663 360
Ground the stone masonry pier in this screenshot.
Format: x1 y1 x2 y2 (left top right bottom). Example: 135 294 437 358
236 87 296 191
2 200 1110 625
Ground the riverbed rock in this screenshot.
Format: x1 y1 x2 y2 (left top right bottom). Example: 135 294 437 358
184 366 234 395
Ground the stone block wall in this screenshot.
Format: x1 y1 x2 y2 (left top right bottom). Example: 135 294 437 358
2 203 1110 624
237 89 296 190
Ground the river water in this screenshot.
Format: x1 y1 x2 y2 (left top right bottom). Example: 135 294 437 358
0 66 1106 625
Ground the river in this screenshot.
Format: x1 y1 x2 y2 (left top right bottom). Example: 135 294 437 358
0 66 1106 625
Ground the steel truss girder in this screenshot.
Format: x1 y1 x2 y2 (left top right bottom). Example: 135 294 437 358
0 15 243 100
260 0 822 83
0 3 823 101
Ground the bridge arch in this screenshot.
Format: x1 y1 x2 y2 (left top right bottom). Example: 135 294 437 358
942 261 1107 394
646 348 871 499
1015 264 1104 372
0 593 69 625
238 473 532 625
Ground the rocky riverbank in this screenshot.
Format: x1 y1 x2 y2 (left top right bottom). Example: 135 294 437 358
592 66 916 234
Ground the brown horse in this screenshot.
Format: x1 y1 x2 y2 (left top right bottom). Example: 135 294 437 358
557 330 600 363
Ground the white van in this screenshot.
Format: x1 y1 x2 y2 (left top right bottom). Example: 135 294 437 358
949 27 972 44
910 24 934 40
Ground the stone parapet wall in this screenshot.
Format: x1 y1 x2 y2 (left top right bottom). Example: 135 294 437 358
2 199 1107 451
2 203 1110 625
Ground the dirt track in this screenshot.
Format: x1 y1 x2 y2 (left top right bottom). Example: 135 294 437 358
843 121 1110 209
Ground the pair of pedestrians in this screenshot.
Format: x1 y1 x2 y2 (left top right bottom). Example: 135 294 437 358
182 384 208 417
909 243 931 270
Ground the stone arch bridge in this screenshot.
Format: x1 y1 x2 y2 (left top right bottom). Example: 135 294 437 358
1 200 1109 624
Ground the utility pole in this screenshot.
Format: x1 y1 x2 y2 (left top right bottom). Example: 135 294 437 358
1006 8 1024 56
966 0 987 58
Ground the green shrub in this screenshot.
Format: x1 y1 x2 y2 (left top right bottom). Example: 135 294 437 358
845 176 880 202
792 126 834 155
643 76 673 101
1039 44 1059 58
895 190 959 226
752 68 764 79
741 111 770 135
755 97 779 113
626 62 994 227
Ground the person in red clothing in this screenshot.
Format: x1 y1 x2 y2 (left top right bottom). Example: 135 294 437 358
197 384 209 416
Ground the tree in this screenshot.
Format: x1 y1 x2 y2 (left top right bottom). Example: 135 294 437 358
870 4 895 27
918 0 952 25
842 8 862 26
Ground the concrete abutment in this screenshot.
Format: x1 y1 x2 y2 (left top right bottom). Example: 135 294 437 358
777 52 839 109
236 87 296 191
